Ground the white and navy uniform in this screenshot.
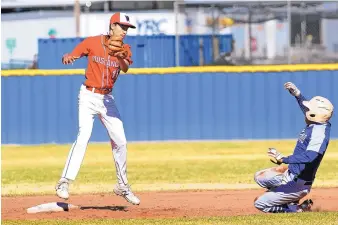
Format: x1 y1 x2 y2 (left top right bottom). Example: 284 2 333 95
254 94 331 213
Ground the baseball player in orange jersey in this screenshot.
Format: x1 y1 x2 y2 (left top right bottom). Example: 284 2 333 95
55 12 140 205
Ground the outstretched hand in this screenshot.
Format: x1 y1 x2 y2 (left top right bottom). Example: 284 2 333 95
284 82 300 97
62 54 76 65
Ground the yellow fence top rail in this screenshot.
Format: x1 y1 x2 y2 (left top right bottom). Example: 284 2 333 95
2 64 338 76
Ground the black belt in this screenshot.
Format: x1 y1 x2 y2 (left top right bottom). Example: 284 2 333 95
288 170 313 185
85 86 112 95
293 177 313 185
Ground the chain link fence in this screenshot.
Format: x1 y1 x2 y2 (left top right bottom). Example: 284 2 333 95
176 1 338 65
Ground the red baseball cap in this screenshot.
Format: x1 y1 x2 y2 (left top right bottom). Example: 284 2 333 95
110 12 136 29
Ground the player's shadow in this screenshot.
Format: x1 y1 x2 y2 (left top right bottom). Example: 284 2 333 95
80 205 128 212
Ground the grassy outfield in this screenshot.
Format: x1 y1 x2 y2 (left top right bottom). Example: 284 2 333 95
2 140 338 195
3 213 338 225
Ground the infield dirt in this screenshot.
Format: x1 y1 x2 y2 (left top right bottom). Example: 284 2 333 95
2 188 338 220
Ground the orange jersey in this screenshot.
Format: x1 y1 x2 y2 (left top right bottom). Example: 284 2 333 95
69 35 132 89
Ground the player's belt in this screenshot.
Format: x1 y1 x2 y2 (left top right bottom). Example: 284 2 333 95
86 86 112 95
293 177 313 185
288 170 313 185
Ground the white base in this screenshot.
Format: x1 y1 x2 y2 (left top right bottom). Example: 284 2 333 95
27 202 79 214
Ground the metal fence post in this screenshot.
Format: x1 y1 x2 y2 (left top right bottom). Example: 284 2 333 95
74 0 81 37
287 0 292 64
174 1 180 67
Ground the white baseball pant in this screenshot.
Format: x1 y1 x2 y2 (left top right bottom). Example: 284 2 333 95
254 167 311 213
60 84 128 186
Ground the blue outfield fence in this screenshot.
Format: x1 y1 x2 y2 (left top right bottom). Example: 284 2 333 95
37 35 233 69
1 69 338 144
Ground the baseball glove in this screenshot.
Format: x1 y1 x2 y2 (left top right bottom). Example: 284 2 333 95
106 36 123 53
106 36 128 58
114 45 129 59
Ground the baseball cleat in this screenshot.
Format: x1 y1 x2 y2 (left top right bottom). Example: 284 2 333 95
298 199 313 212
55 178 70 200
290 200 300 205
113 184 140 205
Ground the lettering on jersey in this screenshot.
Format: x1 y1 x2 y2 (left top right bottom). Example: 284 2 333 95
298 129 307 143
92 56 119 67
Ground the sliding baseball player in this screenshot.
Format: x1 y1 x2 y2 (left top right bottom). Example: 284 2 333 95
254 82 334 213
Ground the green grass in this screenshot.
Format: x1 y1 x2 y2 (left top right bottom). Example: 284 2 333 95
2 140 338 195
3 213 338 225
